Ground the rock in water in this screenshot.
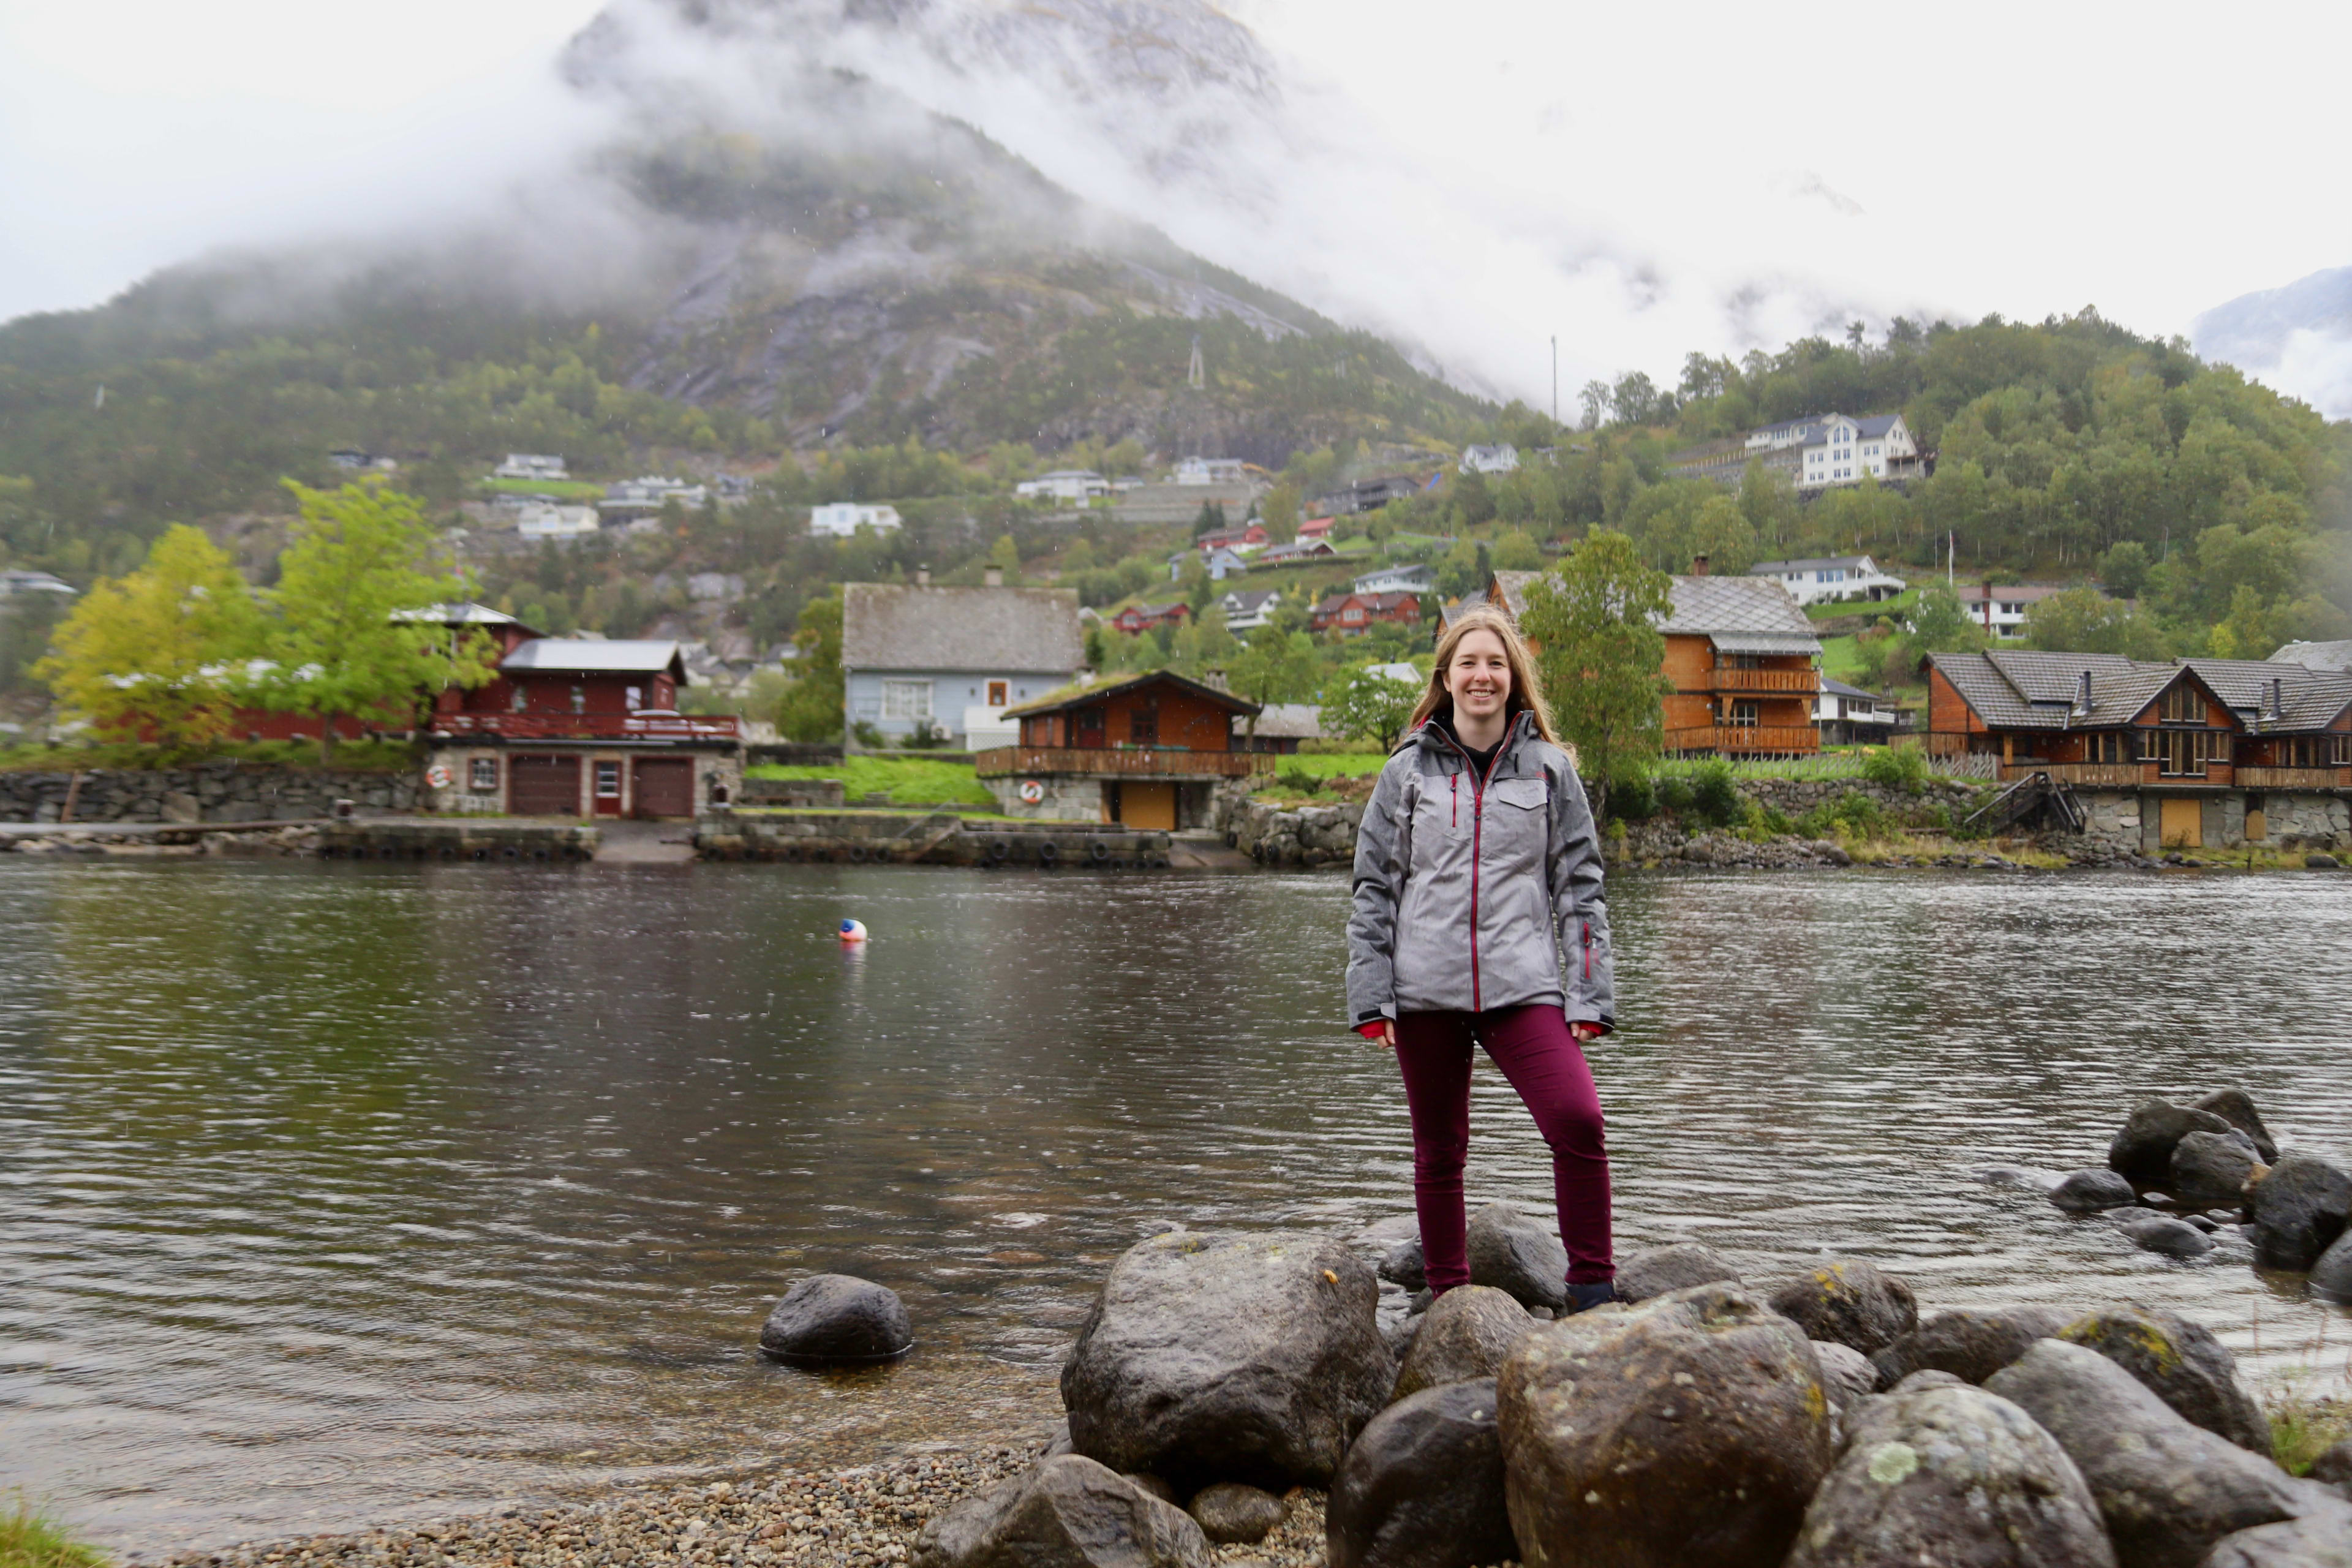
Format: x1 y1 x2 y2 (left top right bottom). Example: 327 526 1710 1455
1811 1341 1879 1413
911 1455 1211 1568
2119 1213 2218 1259
1784 1380 2115 1568
1327 1379 1517 1568
2053 1169 2141 1213
1464 1202 1569 1311
1378 1236 1427 1292
1767 1259 1920 1355
2198 1515 2352 1567
2250 1155 2352 1270
1985 1340 2334 1568
758 1275 914 1364
2109 1098 2236 1189
2312 1231 2352 1303
1613 1242 1742 1304
1059 1230 1391 1490
1185 1483 1284 1545
1497 1282 1834 1568
2171 1131 2263 1210
2057 1306 2272 1453
1871 1307 2071 1389
2311 1439 2352 1488
2190 1090 2280 1164
1389 1284 1534 1401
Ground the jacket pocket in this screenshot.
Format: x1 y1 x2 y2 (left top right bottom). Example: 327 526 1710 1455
1486 777 1548 875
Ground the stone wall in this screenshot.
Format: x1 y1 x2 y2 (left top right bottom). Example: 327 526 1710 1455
1734 776 1981 818
981 774 1106 822
0 764 417 824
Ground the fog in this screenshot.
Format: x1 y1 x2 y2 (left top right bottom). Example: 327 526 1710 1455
4 0 2350 415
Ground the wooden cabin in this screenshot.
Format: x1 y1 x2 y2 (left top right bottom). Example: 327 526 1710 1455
1928 650 2352 850
976 670 1267 827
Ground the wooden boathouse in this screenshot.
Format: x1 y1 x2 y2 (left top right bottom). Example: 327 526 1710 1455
975 670 1268 828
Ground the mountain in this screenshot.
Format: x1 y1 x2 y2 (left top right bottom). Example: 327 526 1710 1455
2192 266 2352 420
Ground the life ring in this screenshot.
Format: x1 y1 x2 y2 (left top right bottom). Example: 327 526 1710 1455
424 763 454 790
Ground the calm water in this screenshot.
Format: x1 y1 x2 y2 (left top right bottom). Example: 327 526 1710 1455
3 860 2350 1553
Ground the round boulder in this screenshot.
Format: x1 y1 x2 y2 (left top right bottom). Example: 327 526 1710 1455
1378 1235 1427 1292
1811 1341 1879 1414
1497 1283 1834 1568
1613 1241 1742 1304
2199 1513 2352 1567
1327 1378 1517 1568
2190 1089 2280 1164
2172 1131 2263 1210
2119 1213 2218 1259
2308 1230 2352 1303
758 1274 914 1365
1869 1307 2071 1390
1767 1259 1920 1356
1785 1380 2114 1568
1186 1483 1284 1545
2059 1305 2272 1453
2250 1154 2352 1271
911 1455 1210 1568
2109 1098 2236 1189
1390 1283 1534 1402
1464 1202 1569 1311
1058 1230 1392 1490
2052 1168 2140 1214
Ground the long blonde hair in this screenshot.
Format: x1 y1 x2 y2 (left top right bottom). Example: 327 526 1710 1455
1407 604 1559 745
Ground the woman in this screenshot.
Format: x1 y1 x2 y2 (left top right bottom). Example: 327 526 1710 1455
1345 605 1617 1311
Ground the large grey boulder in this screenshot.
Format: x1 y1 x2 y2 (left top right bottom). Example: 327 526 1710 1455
1985 1340 2336 1568
2190 1090 2279 1164
1327 1379 1517 1568
2120 1213 2218 1259
1464 1202 1569 1311
2055 1169 2143 1213
2312 1230 2352 1303
758 1275 914 1364
1059 1231 1392 1490
2111 1099 2236 1189
2250 1155 2352 1271
2173 1131 2264 1210
1389 1284 1534 1402
1811 1341 1879 1414
1785 1380 2115 1568
1378 1236 1427 1292
911 1455 1211 1568
1612 1241 1741 1304
1497 1282 1834 1568
2057 1305 2272 1453
2197 1514 2352 1567
1184 1483 1285 1545
1870 1306 2071 1389
1767 1259 1920 1355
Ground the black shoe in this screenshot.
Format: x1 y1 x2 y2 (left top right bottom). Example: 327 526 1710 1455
1562 1280 1617 1315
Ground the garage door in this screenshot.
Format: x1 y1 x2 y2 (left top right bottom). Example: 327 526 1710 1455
507 755 581 816
1117 780 1177 831
2158 797 2203 849
633 758 695 818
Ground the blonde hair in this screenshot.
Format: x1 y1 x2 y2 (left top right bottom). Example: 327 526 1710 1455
1407 605 1559 745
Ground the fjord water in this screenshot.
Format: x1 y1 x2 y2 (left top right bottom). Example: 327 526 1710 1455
2 860 2349 1553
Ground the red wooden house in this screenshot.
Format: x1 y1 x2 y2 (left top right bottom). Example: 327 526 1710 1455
975 669 1265 828
1110 600 1193 635
1310 590 1423 636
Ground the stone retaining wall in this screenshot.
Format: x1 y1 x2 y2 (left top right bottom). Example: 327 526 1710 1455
0 764 418 823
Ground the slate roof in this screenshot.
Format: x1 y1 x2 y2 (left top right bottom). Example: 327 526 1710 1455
1929 650 2352 734
1856 415 1904 437
2271 639 2352 673
1750 555 1880 575
1238 702 1322 739
1821 676 1881 701
1660 575 1817 639
1002 668 1261 720
1488 570 1543 619
840 583 1084 674
501 639 687 679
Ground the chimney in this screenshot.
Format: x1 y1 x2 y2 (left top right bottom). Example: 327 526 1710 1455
2271 675 2285 719
914 566 930 586
2075 669 2092 716
983 566 1005 587
1202 668 1231 692
1691 554 1709 576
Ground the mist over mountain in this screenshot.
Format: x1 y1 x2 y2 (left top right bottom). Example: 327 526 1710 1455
2194 265 2352 421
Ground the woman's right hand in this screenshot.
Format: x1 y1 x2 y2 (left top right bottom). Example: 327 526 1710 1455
1356 1020 1395 1049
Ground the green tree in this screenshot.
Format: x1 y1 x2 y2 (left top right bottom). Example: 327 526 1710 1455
1493 530 1544 571
1904 583 1991 657
2097 540 2152 600
37 524 264 748
988 533 1022 579
1517 532 1673 801
263 482 495 761
1437 536 1487 599
775 592 845 742
1319 663 1420 751
1228 626 1322 707
2023 587 2168 657
1261 483 1302 536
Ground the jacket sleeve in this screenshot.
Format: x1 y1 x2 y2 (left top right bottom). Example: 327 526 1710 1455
1547 752 1615 1031
1344 756 1414 1027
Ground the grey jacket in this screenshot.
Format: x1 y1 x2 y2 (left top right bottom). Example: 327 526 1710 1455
1345 713 1615 1028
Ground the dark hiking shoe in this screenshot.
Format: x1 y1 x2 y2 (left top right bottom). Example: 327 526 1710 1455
1562 1280 1618 1315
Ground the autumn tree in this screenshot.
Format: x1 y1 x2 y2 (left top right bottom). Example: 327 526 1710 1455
1517 531 1673 803
37 524 263 748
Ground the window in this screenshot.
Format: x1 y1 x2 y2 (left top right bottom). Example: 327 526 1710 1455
2158 685 2207 724
881 679 933 721
469 757 499 792
2143 728 2228 775
2086 731 2129 764
511 685 528 713
1129 704 1159 745
987 680 1009 706
595 761 621 798
570 685 586 715
1728 700 1760 728
626 685 643 711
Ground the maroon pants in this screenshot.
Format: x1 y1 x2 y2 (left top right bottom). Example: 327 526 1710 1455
1394 1003 1613 1290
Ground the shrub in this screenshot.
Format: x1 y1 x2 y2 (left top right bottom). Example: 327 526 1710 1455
850 720 885 749
1656 775 1694 813
1275 763 1324 794
1605 771 1656 820
903 718 951 750
1688 757 1741 826
1861 744 1928 792
1800 790 1888 840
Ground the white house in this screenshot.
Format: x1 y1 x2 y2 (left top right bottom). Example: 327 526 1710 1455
495 453 568 481
1813 676 1901 744
1747 554 1907 606
1459 444 1519 475
600 477 708 517
809 502 904 538
841 582 1084 748
1218 587 1284 633
0 568 76 600
1796 413 1920 491
1353 562 1437 596
1173 456 1247 485
516 503 600 539
1170 545 1251 581
1954 582 2071 639
1015 470 1113 505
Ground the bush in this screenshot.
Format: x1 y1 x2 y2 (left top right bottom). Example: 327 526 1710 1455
1799 790 1887 840
1605 771 1656 820
1275 763 1324 794
1688 757 1741 826
850 720 884 749
1861 744 1928 792
1656 775 1694 813
902 718 951 750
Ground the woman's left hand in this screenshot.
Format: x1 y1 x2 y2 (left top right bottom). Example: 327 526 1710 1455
1569 1020 1603 1043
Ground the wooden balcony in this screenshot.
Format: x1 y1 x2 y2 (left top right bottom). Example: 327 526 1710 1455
428 711 741 741
973 745 1271 780
1996 763 2145 787
2236 766 2351 791
1664 725 1820 755
1708 668 1820 694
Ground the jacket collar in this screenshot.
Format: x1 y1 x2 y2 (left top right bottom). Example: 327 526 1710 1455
1414 709 1534 769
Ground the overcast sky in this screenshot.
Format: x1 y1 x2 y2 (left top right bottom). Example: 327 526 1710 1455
3 1 2348 413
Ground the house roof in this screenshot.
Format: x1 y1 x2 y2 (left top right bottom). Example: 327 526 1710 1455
1660 575 1816 638
2271 639 2352 673
1929 650 2352 734
1953 582 2071 605
1117 600 1189 619
1220 589 1281 612
1821 676 1881 701
1711 632 1825 656
500 638 687 679
1240 702 1323 739
1487 570 1544 619
1003 668 1262 720
840 583 1084 674
393 600 529 627
1855 415 1904 437
2184 658 2352 733
1750 556 1879 574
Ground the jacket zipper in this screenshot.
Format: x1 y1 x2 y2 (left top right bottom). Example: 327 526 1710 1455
1434 716 1516 1012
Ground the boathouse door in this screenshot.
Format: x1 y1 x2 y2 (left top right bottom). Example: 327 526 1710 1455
2158 797 2203 849
508 754 581 816
1118 780 1177 831
633 757 695 818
